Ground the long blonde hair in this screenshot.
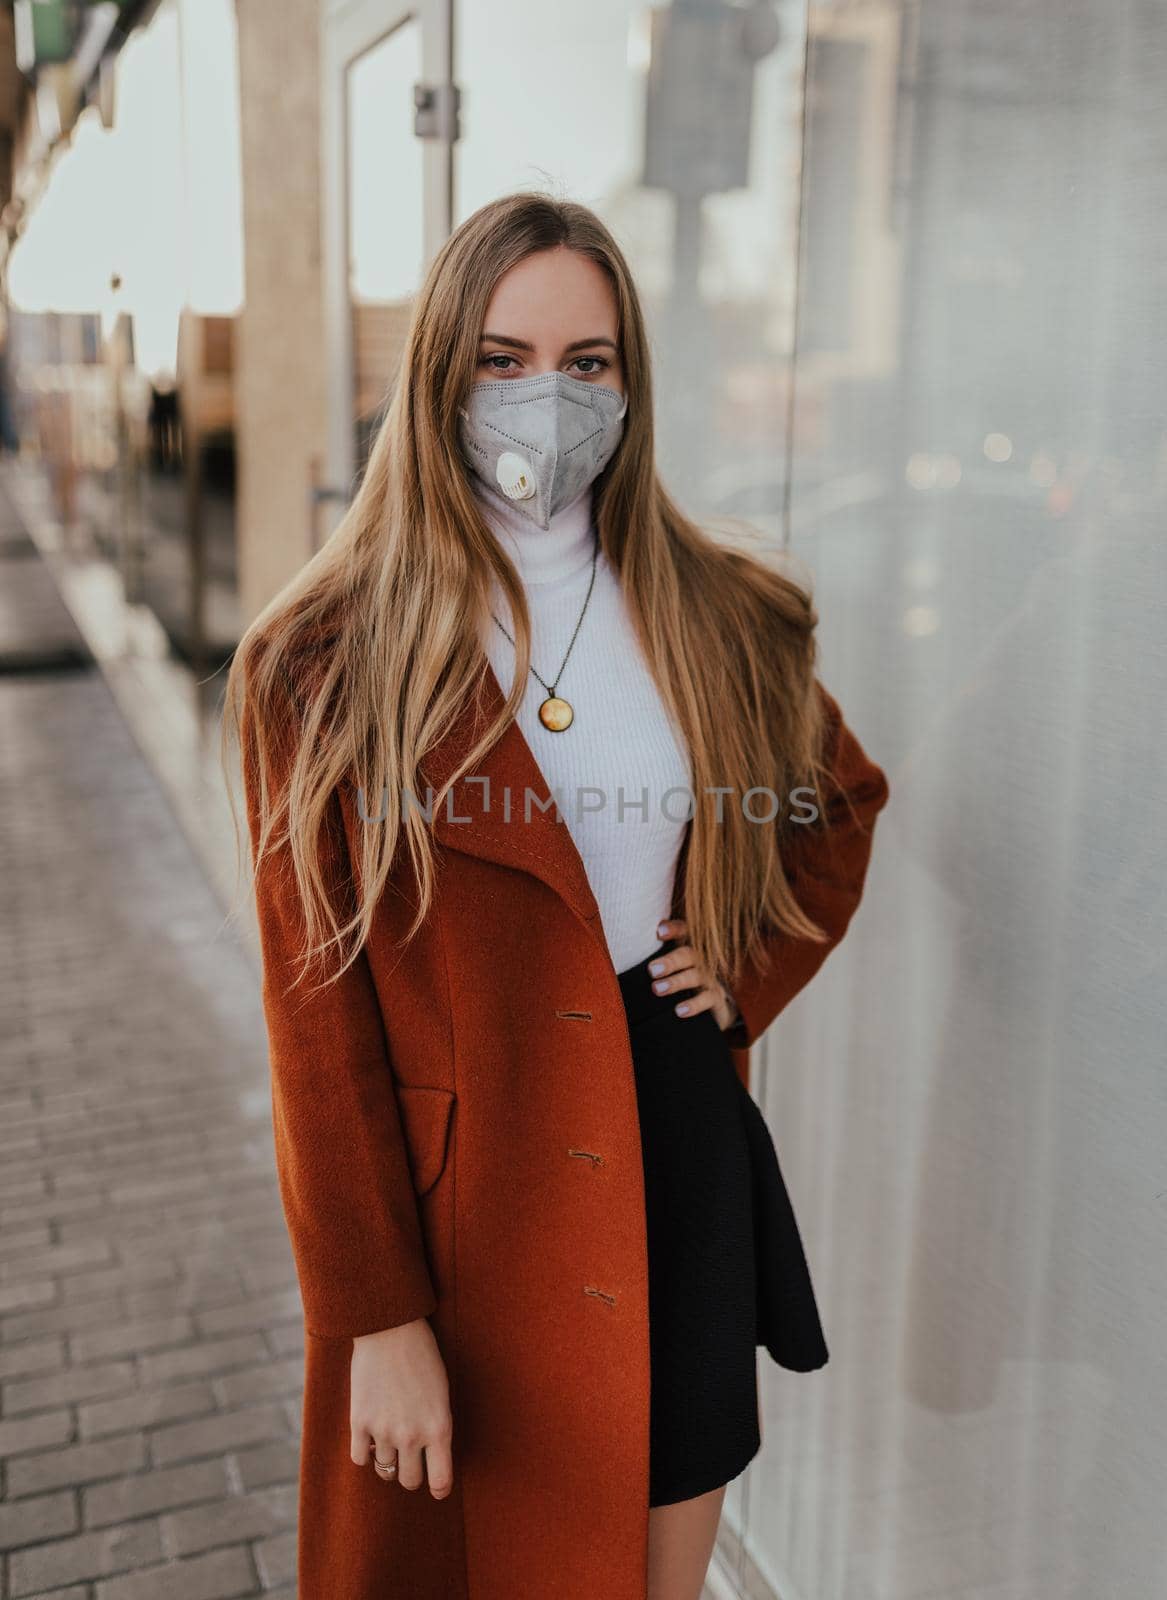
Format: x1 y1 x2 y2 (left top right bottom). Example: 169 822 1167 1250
222 191 839 997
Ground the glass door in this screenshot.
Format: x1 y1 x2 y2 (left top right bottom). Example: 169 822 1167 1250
320 0 456 532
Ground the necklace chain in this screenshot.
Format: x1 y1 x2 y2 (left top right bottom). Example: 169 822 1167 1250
490 527 600 698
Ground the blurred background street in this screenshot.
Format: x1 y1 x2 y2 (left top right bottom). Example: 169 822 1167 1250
0 480 301 1598
0 1 1165 1598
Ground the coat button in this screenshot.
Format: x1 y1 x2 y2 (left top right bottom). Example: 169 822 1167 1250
496 451 535 499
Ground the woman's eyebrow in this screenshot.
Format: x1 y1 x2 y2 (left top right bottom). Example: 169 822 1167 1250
479 332 618 354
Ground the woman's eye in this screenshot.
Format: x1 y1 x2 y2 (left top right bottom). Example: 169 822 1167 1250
478 352 611 376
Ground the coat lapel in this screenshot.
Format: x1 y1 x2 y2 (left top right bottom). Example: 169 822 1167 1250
418 656 607 938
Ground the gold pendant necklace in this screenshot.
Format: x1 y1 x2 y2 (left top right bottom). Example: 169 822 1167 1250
491 529 599 733
538 695 575 732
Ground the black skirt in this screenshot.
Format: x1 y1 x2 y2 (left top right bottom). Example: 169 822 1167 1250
617 942 830 1509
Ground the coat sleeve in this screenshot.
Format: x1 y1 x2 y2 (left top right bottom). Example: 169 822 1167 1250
722 679 890 1051
239 688 439 1342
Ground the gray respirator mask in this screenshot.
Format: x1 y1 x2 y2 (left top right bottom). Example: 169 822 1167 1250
457 369 628 530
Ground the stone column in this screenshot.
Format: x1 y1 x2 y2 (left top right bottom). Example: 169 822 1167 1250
235 0 328 623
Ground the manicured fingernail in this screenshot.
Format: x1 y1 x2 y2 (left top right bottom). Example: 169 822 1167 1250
648 960 663 976
657 923 669 937
653 979 669 993
675 1002 690 1016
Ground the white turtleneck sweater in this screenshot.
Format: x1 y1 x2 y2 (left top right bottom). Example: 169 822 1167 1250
474 478 694 974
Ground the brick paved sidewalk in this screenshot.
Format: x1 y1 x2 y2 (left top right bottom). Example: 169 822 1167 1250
0 491 302 1598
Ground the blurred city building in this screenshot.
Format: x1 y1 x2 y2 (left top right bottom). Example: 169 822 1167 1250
1 2 1164 1597
1 0 242 671
0 0 816 672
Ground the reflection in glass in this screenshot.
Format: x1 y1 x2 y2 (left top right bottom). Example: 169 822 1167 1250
450 2 1167 1594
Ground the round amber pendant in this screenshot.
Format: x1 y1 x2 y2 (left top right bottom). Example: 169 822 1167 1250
538 695 574 732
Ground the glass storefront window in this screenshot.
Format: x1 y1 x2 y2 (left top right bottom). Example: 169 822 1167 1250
347 18 425 476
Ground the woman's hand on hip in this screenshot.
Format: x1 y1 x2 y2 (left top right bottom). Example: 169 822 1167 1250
649 920 740 1032
350 1318 453 1499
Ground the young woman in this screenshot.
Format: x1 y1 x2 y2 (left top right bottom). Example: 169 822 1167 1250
223 193 889 1600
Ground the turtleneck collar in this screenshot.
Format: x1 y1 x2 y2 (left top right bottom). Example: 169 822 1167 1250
471 476 596 586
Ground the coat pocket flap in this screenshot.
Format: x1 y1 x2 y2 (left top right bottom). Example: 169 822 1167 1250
395 1085 456 1197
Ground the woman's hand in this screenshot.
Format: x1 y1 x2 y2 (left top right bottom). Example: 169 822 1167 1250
650 919 741 1032
350 1318 454 1499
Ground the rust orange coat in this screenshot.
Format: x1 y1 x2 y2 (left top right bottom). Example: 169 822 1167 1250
240 657 890 1600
